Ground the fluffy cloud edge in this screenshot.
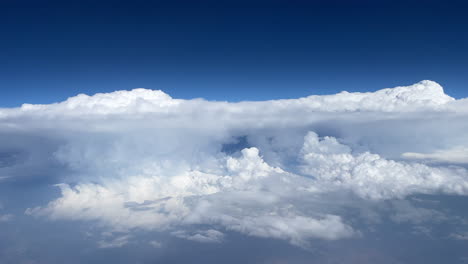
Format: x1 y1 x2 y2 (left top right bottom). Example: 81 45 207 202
1 80 465 248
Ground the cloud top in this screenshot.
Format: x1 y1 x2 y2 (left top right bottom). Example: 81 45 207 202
1 80 467 248
0 80 458 119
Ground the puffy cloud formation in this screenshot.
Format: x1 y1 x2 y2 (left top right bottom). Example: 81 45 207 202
2 80 468 248
5 80 455 117
301 132 468 199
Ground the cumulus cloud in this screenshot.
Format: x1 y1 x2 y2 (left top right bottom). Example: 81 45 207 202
300 132 468 200
1 80 468 248
4 80 455 118
26 148 356 246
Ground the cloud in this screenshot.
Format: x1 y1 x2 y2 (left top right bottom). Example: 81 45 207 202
172 229 225 243
97 234 131 248
0 203 13 222
26 148 356 246
149 240 162 248
0 214 13 222
388 199 446 224
300 132 468 200
450 232 468 240
402 147 468 164
0 80 467 249
5 80 454 118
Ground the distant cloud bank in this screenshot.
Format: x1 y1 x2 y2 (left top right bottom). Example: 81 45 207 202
2 80 468 248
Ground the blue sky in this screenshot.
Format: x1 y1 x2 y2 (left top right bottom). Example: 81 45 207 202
1 0 468 107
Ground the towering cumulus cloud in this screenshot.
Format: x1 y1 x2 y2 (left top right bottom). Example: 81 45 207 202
2 80 468 249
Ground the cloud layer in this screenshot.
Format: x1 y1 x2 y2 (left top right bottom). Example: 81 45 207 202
2 80 468 249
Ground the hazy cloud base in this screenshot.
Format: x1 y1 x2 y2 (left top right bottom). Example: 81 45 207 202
1 80 468 263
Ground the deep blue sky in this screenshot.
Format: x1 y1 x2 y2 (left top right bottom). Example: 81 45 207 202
1 0 467 107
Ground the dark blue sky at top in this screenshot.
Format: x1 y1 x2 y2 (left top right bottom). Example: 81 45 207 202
1 0 468 107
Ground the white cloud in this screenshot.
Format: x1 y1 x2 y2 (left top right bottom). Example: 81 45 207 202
389 200 446 224
0 203 13 222
172 229 225 243
3 80 454 118
450 232 468 241
402 147 468 164
26 148 356 245
300 132 468 200
0 214 13 222
149 240 162 248
97 234 131 248
0 80 465 247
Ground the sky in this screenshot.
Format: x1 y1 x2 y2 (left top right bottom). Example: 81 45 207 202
2 1 468 264
1 0 468 106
